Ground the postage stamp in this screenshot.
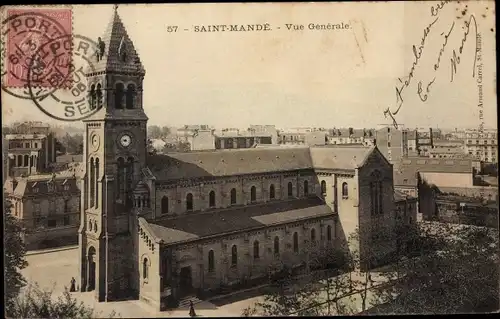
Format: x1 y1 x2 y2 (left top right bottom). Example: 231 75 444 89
2 7 72 91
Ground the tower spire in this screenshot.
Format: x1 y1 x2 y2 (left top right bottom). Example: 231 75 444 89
113 4 119 13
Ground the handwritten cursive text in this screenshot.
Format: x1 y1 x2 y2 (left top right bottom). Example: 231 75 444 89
450 15 478 82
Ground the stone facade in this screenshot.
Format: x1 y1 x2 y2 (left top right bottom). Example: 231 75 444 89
4 174 81 249
77 8 403 311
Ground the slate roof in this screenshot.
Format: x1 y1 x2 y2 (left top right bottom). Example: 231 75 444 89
393 167 418 187
86 7 145 75
309 146 374 170
147 145 376 181
147 147 313 181
4 174 80 198
147 197 332 245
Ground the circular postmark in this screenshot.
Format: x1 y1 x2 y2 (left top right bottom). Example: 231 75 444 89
27 33 101 122
1 9 72 100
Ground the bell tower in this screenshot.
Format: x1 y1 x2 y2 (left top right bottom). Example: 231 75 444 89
78 5 148 302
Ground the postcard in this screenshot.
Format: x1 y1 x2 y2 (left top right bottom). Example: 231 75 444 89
2 2 497 318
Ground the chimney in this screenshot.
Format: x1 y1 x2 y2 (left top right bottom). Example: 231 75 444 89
430 128 434 147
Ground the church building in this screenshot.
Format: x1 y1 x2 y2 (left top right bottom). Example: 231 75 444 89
78 8 399 311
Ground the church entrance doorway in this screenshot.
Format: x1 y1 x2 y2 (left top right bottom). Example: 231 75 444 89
88 247 96 291
179 266 193 297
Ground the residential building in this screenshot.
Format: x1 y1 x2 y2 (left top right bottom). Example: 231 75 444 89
214 128 273 149
327 128 375 147
4 171 82 250
4 122 57 178
398 157 474 188
76 9 404 311
463 129 498 163
407 130 418 156
374 125 408 164
176 125 216 151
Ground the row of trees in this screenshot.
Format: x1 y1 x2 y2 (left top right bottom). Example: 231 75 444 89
242 220 499 316
4 199 118 318
147 125 172 139
58 133 84 155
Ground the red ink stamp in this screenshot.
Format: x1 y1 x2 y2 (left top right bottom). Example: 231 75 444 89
3 8 73 89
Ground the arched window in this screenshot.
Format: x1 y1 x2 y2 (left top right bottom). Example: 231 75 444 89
321 180 327 196
96 84 103 109
274 236 280 256
327 225 332 241
230 188 237 205
161 196 169 214
95 158 99 208
90 158 95 207
293 232 299 253
269 184 275 200
115 83 124 109
17 155 22 167
89 84 96 110
342 182 348 199
126 84 136 109
287 182 293 198
143 257 149 279
209 190 215 208
208 250 215 272
311 228 316 243
250 186 256 202
231 245 238 266
253 241 260 259
304 180 309 196
186 193 193 211
24 155 29 167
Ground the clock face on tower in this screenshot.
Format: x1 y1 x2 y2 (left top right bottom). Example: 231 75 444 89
119 134 132 148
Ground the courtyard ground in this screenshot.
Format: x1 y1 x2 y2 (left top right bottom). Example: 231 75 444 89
22 246 397 317
22 247 264 318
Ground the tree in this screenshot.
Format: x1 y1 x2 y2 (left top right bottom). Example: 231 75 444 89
4 199 29 314
147 125 162 139
369 221 499 314
241 264 321 316
60 133 84 155
8 283 118 318
161 126 171 137
147 138 157 156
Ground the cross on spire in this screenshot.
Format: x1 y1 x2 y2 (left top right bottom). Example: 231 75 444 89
113 4 119 13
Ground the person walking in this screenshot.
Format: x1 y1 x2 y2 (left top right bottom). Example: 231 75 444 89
189 300 196 317
70 277 76 292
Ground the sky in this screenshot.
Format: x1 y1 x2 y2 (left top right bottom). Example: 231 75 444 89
1 2 497 130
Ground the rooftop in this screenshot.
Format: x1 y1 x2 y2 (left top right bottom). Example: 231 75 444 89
5 134 47 140
146 197 332 245
147 145 376 182
399 157 473 174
